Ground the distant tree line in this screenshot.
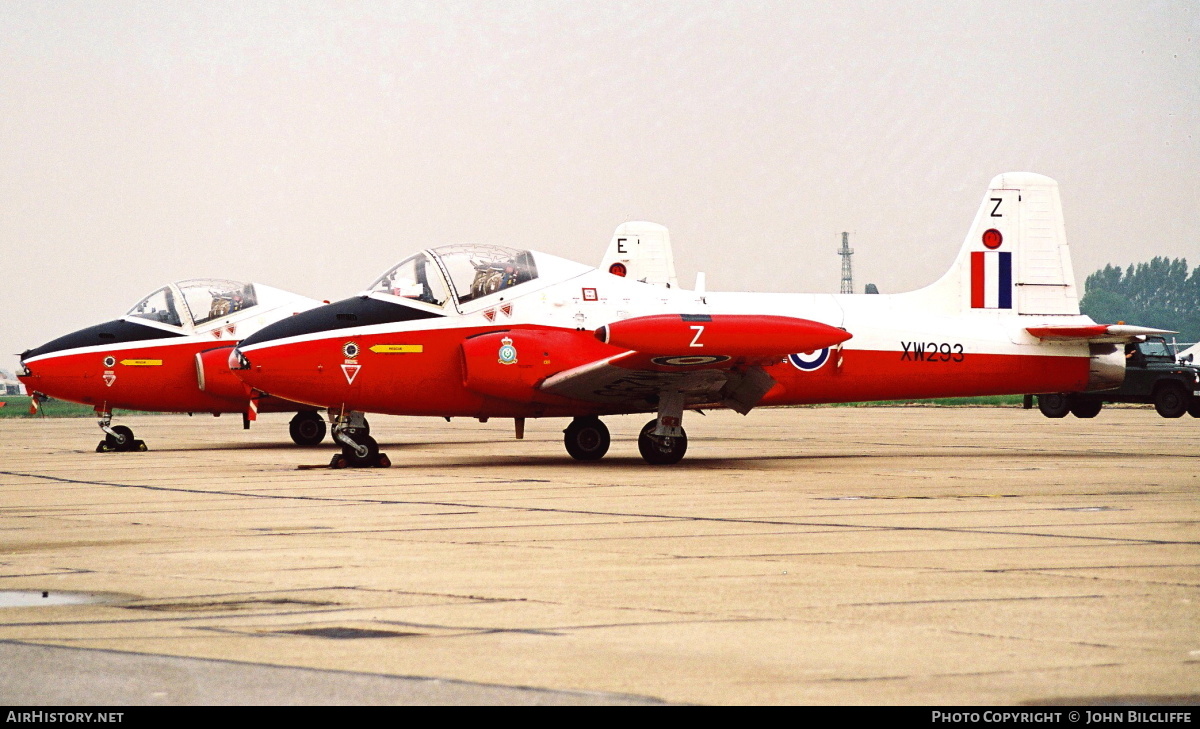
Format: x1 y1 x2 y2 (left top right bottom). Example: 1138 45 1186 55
1080 257 1200 345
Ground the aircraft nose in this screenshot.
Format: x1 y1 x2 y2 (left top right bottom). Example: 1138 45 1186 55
15 354 35 387
21 318 184 361
232 295 442 407
236 295 443 352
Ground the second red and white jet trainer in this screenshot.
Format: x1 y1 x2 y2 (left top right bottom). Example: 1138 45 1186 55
18 279 329 451
231 173 1167 466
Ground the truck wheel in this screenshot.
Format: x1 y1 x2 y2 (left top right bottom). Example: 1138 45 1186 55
1038 394 1070 418
1188 398 1200 418
1154 383 1188 418
1069 397 1102 418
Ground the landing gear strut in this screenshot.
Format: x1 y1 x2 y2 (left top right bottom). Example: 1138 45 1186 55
95 412 147 453
329 411 388 468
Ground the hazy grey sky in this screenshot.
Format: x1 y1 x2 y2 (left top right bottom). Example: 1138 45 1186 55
3 1 1197 370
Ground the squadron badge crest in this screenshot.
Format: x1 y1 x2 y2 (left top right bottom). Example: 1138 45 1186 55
498 336 518 365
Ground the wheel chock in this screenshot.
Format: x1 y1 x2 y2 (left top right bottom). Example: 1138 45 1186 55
96 440 148 453
296 452 389 470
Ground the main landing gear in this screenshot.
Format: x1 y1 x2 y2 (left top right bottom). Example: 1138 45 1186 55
562 416 690 465
288 411 328 446
637 419 688 465
563 417 611 461
563 390 691 465
329 411 388 468
94 411 146 453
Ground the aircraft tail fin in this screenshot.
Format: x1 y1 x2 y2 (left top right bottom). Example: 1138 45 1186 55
600 221 679 288
921 172 1081 316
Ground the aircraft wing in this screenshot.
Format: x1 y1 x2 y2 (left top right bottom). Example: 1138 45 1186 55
538 351 775 413
1025 324 1175 344
539 314 851 414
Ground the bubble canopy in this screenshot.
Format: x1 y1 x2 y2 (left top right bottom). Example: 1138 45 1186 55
126 279 258 329
369 244 538 308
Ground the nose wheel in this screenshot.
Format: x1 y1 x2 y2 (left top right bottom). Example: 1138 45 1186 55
329 411 389 468
95 414 146 453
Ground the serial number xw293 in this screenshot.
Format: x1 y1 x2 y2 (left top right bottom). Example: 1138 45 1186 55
900 341 965 362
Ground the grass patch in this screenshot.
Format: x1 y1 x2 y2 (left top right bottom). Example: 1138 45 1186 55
808 395 1027 408
0 396 124 418
3 394 1029 418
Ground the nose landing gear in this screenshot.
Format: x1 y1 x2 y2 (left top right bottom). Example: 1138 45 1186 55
95 412 147 453
329 411 389 468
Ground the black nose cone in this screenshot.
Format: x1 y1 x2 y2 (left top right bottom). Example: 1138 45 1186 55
22 319 184 360
238 296 444 348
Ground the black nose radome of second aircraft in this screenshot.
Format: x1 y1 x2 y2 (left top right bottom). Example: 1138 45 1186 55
237 296 444 349
21 319 185 362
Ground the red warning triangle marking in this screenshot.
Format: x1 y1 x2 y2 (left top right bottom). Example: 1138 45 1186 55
341 364 361 385
483 308 496 322
500 304 513 318
102 373 117 387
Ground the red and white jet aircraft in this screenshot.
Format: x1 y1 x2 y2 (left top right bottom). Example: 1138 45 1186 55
18 279 330 451
231 173 1166 466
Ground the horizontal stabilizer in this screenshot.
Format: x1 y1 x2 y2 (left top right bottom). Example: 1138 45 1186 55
1026 324 1175 344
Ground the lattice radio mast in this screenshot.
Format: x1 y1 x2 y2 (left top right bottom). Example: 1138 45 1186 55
838 232 854 295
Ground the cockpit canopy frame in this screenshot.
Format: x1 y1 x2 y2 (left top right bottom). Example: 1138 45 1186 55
126 279 258 330
368 244 539 312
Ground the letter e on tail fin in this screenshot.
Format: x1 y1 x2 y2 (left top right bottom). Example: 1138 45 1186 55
600 222 679 289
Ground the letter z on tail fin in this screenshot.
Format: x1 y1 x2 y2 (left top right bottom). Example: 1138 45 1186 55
925 172 1081 316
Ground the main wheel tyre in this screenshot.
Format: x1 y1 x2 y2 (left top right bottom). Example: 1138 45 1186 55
105 425 137 452
342 434 380 467
563 417 610 461
1154 383 1188 418
637 419 688 465
1037 394 1070 418
1068 397 1103 418
289 412 327 446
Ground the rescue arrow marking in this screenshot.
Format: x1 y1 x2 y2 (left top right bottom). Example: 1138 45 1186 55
368 345 424 354
119 359 162 366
